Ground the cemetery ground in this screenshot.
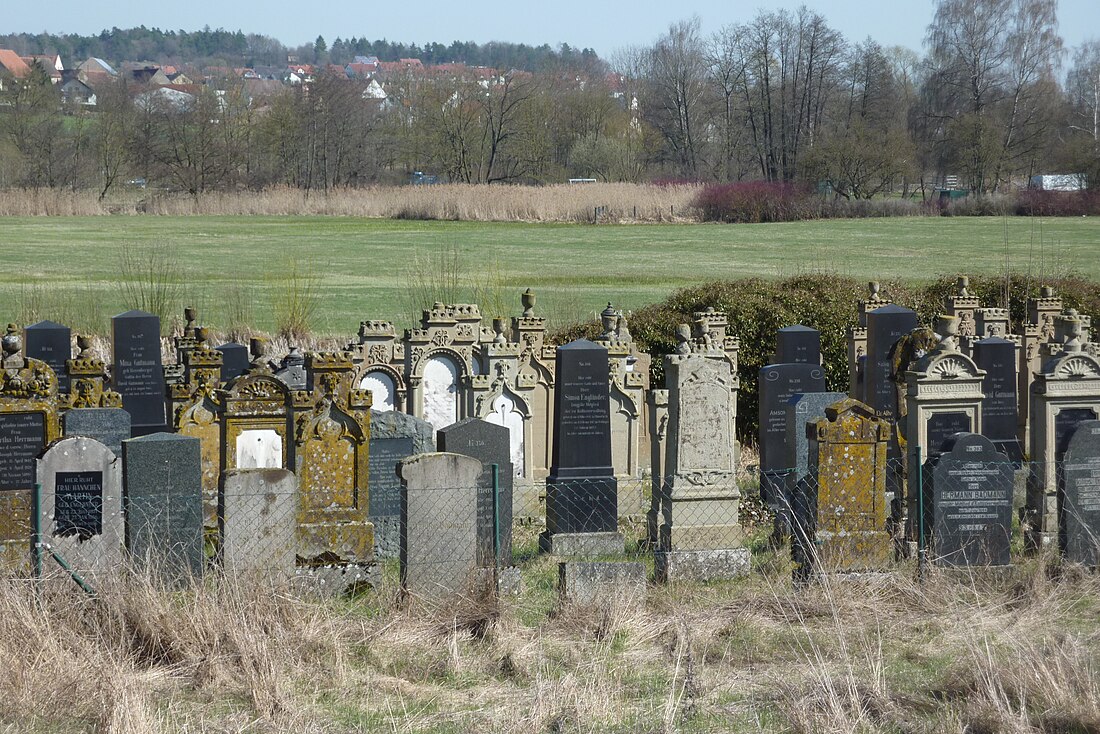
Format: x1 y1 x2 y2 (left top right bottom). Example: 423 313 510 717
6 523 1100 733
1 214 1097 335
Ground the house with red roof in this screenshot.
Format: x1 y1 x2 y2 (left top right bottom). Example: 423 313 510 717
0 49 32 90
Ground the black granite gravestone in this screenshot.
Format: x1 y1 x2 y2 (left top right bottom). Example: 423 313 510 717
54 471 103 539
863 305 919 420
216 343 250 383
545 339 617 536
438 417 514 566
111 310 166 436
1060 420 1100 567
758 364 827 505
973 337 1021 462
925 432 1012 566
775 325 821 365
0 412 46 490
1056 408 1099 458
367 410 434 558
925 412 972 458
63 408 131 457
122 432 204 579
24 320 71 393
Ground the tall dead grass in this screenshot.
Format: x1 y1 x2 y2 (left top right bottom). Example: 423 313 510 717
0 184 702 222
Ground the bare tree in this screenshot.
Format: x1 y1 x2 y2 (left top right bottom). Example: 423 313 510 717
642 18 711 178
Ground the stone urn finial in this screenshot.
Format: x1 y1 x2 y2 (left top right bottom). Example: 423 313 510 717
935 314 960 352
674 323 693 355
76 335 93 358
2 324 21 358
1064 316 1084 353
194 326 210 345
601 303 618 339
521 288 536 317
492 317 507 345
250 337 268 363
869 281 880 297
616 312 631 342
956 276 969 298
183 307 197 336
1041 286 1054 298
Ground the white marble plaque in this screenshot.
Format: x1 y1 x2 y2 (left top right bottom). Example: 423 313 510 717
488 392 525 477
236 429 282 469
423 355 459 430
360 371 397 411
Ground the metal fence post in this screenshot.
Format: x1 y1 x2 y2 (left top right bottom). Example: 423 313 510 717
491 463 500 567
31 482 42 580
917 446 926 581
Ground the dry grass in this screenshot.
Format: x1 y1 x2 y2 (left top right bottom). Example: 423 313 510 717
4 551 1100 733
0 184 703 222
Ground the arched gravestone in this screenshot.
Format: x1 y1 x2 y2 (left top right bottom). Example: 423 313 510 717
1060 420 1100 567
25 320 71 394
367 410 434 558
360 370 397 411
422 354 460 431
758 363 826 506
924 433 1013 567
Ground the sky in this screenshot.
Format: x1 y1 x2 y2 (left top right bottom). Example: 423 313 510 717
5 0 1097 57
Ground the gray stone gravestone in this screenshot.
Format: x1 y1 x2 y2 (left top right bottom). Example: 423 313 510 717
368 410 434 558
216 343 250 383
542 339 622 556
0 412 47 491
925 433 1013 566
219 468 297 577
122 433 204 580
779 391 847 535
973 337 1021 462
111 310 166 436
775 325 821 365
274 346 307 390
63 407 131 457
398 452 483 601
758 363 827 506
25 320 71 394
37 436 123 575
437 418 513 567
558 561 646 606
1060 420 1100 566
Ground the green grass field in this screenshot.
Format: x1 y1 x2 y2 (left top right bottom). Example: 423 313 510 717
1 215 1096 335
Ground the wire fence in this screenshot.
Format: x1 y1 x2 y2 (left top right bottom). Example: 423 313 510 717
16 452 1100 599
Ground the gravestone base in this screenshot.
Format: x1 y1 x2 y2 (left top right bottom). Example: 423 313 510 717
655 548 750 583
558 561 645 605
539 531 624 557
298 522 374 566
292 563 377 597
513 483 543 519
812 531 893 573
659 522 745 551
0 491 32 572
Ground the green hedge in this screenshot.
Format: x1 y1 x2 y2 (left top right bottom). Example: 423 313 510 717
552 273 1100 444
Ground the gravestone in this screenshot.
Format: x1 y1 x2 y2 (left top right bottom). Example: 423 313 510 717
368 410 434 558
398 452 483 601
122 433 204 580
25 320 71 394
925 433 1013 566
1060 420 1100 566
778 391 847 538
111 310 167 436
645 389 670 549
973 337 1021 462
219 469 298 577
274 346 307 390
559 561 646 606
221 367 294 475
216 343 250 383
656 351 746 581
63 408 131 461
541 339 622 556
438 418 513 567
37 437 123 575
794 399 892 578
0 412 47 491
775 325 821 365
758 363 827 505
925 413 972 455
863 305 919 422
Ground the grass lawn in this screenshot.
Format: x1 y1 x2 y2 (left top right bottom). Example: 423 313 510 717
1 215 1096 335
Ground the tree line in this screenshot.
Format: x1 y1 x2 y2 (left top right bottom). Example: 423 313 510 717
2 0 1098 197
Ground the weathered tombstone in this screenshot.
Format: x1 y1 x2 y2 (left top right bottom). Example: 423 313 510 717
295 353 374 569
368 410 434 558
847 282 892 397
973 337 1021 462
122 433 204 580
0 324 60 569
1060 420 1100 566
36 437 123 575
274 346 307 390
219 469 298 577
216 343 250 383
63 408 131 458
111 310 167 436
1026 314 1100 550
793 399 892 577
656 352 747 582
925 433 1013 566
438 418 514 567
168 341 224 528
24 320 71 394
758 363 827 505
221 366 293 474
778 391 847 538
775 325 821 365
541 339 622 556
558 561 646 606
398 452 483 601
